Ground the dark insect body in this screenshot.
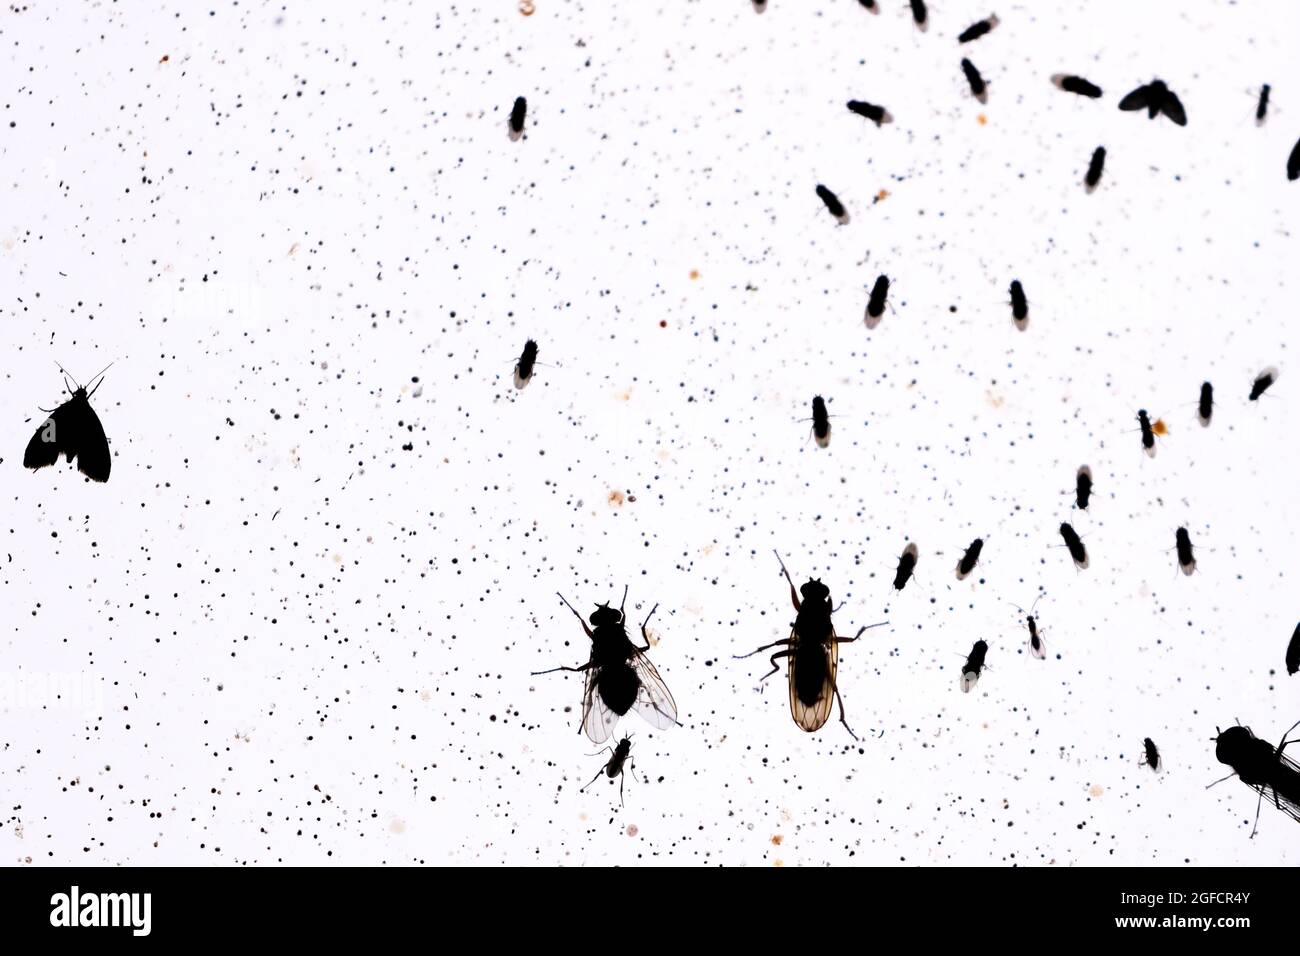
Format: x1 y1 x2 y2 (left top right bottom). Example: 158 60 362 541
1075 465 1093 510
961 639 988 692
1289 137 1300 181
1287 623 1300 677
1052 74 1102 99
1175 526 1196 576
961 58 988 103
582 736 637 806
1118 79 1187 126
893 542 918 591
811 395 831 448
1059 522 1088 570
1256 84 1270 125
858 0 878 9
24 366 112 483
1026 614 1045 660
955 538 983 580
1137 408 1156 457
736 551 886 740
957 15 998 43
514 338 539 389
508 96 527 141
909 0 927 30
1085 146 1106 192
1142 737 1162 772
1249 367 1277 401
534 586 678 744
816 184 849 224
1212 721 1300 837
865 274 890 328
1009 279 1028 330
847 99 893 126
1198 381 1214 427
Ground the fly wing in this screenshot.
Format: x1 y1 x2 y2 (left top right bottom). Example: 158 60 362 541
71 400 111 482
1161 90 1187 126
629 650 678 729
788 628 834 733
23 401 71 471
1118 84 1152 112
580 669 618 744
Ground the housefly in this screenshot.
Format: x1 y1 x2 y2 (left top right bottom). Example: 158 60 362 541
1142 737 1163 772
514 338 539 389
534 586 678 743
955 537 983 580
961 639 989 692
961 58 988 103
582 736 637 806
816 184 850 224
957 15 998 44
1059 522 1088 570
1211 720 1300 837
893 542 919 591
865 273 890 329
847 99 893 126
1249 367 1278 401
508 96 527 141
736 551 886 740
1174 526 1196 576
810 395 832 448
1009 279 1028 330
1198 381 1214 427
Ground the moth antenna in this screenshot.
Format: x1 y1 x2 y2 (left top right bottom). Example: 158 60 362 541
54 359 81 389
86 361 115 396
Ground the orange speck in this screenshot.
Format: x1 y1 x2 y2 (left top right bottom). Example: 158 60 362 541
773 859 784 867
659 319 668 328
1089 784 1104 798
977 113 987 125
159 54 170 64
689 269 700 280
771 834 783 846
626 824 639 837
608 490 626 507
1152 419 1168 436
519 0 535 14
875 189 890 203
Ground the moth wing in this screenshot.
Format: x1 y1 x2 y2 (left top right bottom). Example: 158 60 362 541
71 400 111 482
1118 85 1151 112
629 650 678 729
1161 91 1187 126
580 669 618 744
788 628 835 733
24 402 69 471
1288 138 1300 181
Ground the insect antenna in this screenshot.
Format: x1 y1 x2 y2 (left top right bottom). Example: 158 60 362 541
86 361 114 397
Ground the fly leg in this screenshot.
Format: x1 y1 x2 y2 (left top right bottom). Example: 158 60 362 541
758 649 793 682
1250 788 1265 839
556 592 594 639
619 584 629 620
581 766 606 793
531 660 594 676
832 623 888 644
830 678 859 742
618 770 626 807
638 602 660 652
773 550 801 610
1273 719 1300 756
734 638 794 660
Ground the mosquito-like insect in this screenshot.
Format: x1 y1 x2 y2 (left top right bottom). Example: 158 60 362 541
847 99 893 126
961 640 989 692
1009 279 1028 330
1084 146 1106 193
1210 720 1300 837
582 735 638 805
1119 79 1186 126
957 15 998 43
816 184 850 224
534 586 678 743
1051 74 1102 99
1141 737 1162 772
955 537 983 580
1011 595 1046 660
1198 381 1214 427
736 551 886 740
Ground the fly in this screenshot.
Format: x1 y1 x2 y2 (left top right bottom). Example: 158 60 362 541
1174 526 1196 576
1051 74 1103 99
865 274 890 329
1141 737 1162 772
514 338 539 389
1249 367 1278 401
1137 408 1157 457
893 542 918 591
1075 465 1093 511
582 736 637 806
1210 720 1300 837
1256 84 1270 126
1009 279 1028 330
847 99 893 126
957 15 998 43
508 96 527 141
961 58 988 104
955 537 983 580
1059 522 1088 570
1085 146 1106 193
816 184 850 225
1198 381 1214 427
961 640 988 692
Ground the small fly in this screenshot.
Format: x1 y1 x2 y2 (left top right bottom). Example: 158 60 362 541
1249 367 1278 401
1012 595 1047 660
514 338 539 389
909 0 927 31
961 58 988 104
1009 279 1028 330
1210 720 1300 837
1141 737 1162 773
534 586 679 743
858 0 879 11
816 184 850 225
582 736 638 806
1136 408 1157 457
1051 74 1103 99
736 551 886 740
1084 146 1106 193
1118 78 1187 126
961 640 988 693
1256 84 1271 126
1074 465 1093 511
1286 622 1299 676
1198 381 1214 427
865 274 890 329
893 542 919 591
1289 137 1300 181
1059 522 1088 570
810 395 831 448
957 15 998 44
955 537 983 581
847 99 893 126
508 96 527 141
1174 526 1196 576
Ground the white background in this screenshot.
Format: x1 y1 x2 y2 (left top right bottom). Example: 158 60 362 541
2 0 1297 866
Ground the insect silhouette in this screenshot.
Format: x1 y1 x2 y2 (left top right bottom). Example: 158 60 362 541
1009 279 1028 330
858 0 878 10
847 99 893 126
735 551 886 740
1084 146 1106 193
24 364 113 483
1287 623 1300 677
816 184 849 225
810 395 832 448
1256 84 1270 125
752 0 767 12
1210 720 1300 837
955 537 983 580
909 0 927 30
514 339 539 389
1289 137 1300 181
961 58 988 103
1074 465 1093 511
957 15 998 43
865 274 890 329
1198 381 1214 427
1136 409 1157 457
508 96 527 141
961 640 988 692
893 542 918 591
1051 74 1102 99
1059 522 1088 570
534 586 678 743
1174 526 1196 576
1249 367 1278 401
1141 737 1162 772
582 736 638 806
1118 79 1186 126
1013 596 1046 660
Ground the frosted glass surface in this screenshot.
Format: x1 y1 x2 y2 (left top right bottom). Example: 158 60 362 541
2 0 1297 866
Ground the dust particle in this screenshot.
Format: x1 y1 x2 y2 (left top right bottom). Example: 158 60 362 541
1089 784 1104 798
626 824 639 837
771 834 783 846
608 490 626 507
689 269 700 280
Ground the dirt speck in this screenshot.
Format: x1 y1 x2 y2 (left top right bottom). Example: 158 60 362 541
689 269 700 280
1089 784 1104 798
771 834 783 846
773 859 784 867
985 390 1006 408
626 824 639 837
608 490 625 507
519 0 535 13
977 113 987 125
389 818 406 834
